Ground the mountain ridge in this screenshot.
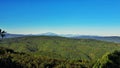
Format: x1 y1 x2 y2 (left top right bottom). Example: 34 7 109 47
4 32 120 43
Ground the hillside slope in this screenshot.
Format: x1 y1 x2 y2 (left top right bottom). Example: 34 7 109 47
73 36 120 43
0 36 120 63
0 47 88 68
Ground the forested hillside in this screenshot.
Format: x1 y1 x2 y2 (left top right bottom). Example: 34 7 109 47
0 36 120 68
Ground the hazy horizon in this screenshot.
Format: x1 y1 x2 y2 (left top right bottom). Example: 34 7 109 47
5 32 120 37
0 0 120 36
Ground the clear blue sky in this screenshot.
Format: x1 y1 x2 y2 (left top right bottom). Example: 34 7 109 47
0 0 120 36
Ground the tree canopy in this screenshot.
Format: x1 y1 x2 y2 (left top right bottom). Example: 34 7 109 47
93 50 120 68
0 29 6 39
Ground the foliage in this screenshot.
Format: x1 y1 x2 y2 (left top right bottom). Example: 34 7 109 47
0 29 6 39
0 36 120 68
0 47 87 68
93 50 120 68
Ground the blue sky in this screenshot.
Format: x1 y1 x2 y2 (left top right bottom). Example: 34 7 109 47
0 0 120 36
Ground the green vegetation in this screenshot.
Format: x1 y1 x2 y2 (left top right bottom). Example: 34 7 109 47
93 50 120 68
0 36 120 68
0 47 88 68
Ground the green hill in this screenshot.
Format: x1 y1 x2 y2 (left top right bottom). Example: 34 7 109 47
0 47 84 68
0 36 120 67
93 50 120 68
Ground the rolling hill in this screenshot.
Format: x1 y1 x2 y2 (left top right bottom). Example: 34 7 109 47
72 36 120 43
0 36 120 60
0 36 120 67
4 33 120 43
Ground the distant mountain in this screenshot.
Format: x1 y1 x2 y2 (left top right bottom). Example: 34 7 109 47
4 33 25 38
32 33 120 43
3 32 58 38
60 34 79 37
4 32 120 43
39 32 58 36
72 35 120 43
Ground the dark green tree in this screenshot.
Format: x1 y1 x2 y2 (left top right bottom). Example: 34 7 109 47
93 50 120 68
0 29 6 40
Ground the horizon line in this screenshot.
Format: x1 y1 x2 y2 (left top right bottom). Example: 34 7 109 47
7 32 120 37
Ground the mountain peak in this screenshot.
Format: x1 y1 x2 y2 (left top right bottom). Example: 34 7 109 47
40 32 58 36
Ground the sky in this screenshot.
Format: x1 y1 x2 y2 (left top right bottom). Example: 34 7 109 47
0 0 120 36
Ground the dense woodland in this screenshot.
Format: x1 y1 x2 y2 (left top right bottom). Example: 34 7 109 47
0 36 120 68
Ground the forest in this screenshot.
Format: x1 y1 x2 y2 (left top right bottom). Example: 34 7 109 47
0 36 120 68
